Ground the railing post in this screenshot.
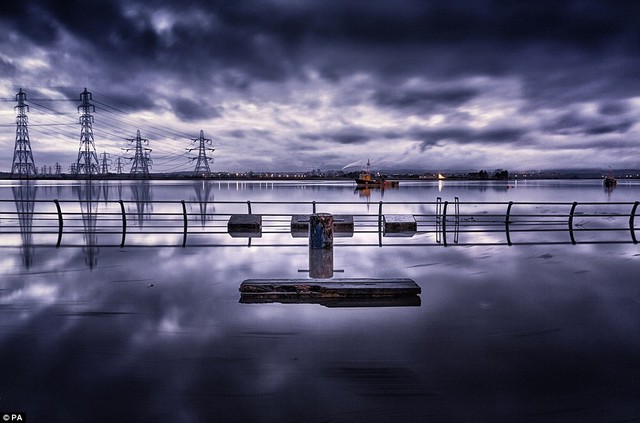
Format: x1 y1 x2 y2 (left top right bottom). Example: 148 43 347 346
630 201 639 244
247 200 252 214
119 200 127 248
312 201 316 214
505 201 513 246
568 202 578 245
454 196 460 244
181 200 188 247
435 197 442 244
378 201 383 247
53 199 63 247
442 201 448 246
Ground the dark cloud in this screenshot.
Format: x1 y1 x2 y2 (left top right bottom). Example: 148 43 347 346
171 98 222 122
225 130 246 139
301 128 373 145
543 112 585 135
373 86 478 113
92 91 157 113
8 0 640 85
543 111 634 136
0 56 16 76
410 126 527 150
598 101 630 116
0 1 59 45
584 121 633 135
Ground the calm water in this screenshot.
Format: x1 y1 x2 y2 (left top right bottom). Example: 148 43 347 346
1 179 639 422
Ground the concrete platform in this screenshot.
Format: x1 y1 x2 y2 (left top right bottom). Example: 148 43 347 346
383 214 417 237
240 278 421 300
228 214 262 238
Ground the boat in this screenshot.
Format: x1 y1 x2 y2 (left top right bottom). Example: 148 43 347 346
354 159 399 189
603 166 617 188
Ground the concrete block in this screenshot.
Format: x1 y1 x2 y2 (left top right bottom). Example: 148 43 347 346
333 215 354 237
291 215 309 237
383 214 416 237
290 214 354 238
228 214 262 238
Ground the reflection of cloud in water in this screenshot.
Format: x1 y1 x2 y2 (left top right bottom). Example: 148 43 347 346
1 238 639 420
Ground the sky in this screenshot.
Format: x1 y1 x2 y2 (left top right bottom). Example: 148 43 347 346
1 0 640 174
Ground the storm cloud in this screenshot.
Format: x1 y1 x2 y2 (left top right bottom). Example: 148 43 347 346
1 0 639 172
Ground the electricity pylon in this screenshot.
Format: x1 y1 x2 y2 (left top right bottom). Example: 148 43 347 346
189 130 215 177
127 130 152 178
11 89 37 178
75 88 100 176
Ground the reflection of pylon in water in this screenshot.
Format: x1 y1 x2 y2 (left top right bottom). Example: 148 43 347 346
75 88 101 176
74 181 100 269
115 157 124 174
193 181 215 227
189 130 215 177
127 130 152 178
130 182 153 228
12 182 38 268
11 89 37 178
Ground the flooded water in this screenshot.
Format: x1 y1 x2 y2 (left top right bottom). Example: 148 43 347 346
1 179 639 422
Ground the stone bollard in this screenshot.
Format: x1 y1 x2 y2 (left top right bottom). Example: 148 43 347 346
308 213 334 278
308 213 333 249
309 247 333 279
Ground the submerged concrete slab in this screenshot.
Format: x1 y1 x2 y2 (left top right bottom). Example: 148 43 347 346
228 214 262 238
383 214 417 237
290 214 354 238
240 278 421 299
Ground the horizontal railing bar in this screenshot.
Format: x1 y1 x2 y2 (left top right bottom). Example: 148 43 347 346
1 239 636 249
4 199 640 205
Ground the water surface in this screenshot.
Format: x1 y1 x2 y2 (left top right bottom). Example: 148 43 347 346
0 179 639 422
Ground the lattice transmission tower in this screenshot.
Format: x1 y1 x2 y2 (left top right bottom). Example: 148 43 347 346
11 88 37 178
127 130 152 178
75 88 100 176
189 130 215 177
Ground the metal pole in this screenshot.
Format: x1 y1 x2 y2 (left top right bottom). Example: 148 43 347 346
568 202 578 245
630 201 639 244
181 200 188 247
119 199 127 248
378 201 383 247
505 201 513 246
53 199 63 247
442 201 448 246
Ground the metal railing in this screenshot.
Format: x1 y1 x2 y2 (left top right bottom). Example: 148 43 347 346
1 198 639 248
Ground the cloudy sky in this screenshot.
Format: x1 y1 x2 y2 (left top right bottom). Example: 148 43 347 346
1 0 640 173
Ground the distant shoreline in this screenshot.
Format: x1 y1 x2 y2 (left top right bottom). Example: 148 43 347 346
0 171 637 182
